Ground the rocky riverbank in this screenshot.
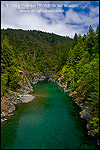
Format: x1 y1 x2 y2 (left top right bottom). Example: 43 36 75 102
32 72 47 84
1 83 34 122
48 74 56 82
56 78 99 146
1 72 46 122
1 72 99 145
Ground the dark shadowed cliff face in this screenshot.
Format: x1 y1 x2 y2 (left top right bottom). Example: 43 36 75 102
1 81 98 149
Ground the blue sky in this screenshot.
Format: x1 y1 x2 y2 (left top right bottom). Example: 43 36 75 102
1 1 99 38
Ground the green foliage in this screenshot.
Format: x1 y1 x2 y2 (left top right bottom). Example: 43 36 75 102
1 35 22 94
90 118 99 134
1 28 73 93
1 73 8 96
1 29 73 74
73 33 78 45
57 26 99 134
86 25 96 56
1 26 99 134
56 70 62 81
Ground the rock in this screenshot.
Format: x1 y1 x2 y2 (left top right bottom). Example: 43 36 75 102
88 130 96 137
12 99 22 104
69 93 73 97
1 118 7 122
67 89 72 93
1 118 5 122
79 109 91 121
64 89 68 92
72 91 77 97
32 81 38 84
58 76 65 83
1 112 5 118
19 94 35 103
86 123 91 130
8 104 15 113
32 73 46 84
8 114 14 117
97 139 99 145
79 103 85 109
1 111 8 118
48 75 56 82
57 82 63 87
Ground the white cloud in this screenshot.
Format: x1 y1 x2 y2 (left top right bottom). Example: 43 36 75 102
65 8 99 26
89 6 99 17
65 9 82 24
1 1 99 38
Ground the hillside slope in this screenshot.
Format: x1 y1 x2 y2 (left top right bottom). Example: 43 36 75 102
1 27 99 144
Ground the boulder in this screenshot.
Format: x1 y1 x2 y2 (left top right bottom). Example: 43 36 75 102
1 112 5 118
79 109 92 121
8 104 15 113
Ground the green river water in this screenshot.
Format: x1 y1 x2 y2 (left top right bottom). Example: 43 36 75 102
1 81 98 149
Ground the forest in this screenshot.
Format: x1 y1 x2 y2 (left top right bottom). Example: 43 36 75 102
1 26 99 136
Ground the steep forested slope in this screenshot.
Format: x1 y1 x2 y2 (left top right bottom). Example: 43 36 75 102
1 28 72 95
1 29 72 72
1 26 99 140
56 26 99 137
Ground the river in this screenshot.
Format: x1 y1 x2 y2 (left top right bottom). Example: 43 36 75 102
1 80 98 149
